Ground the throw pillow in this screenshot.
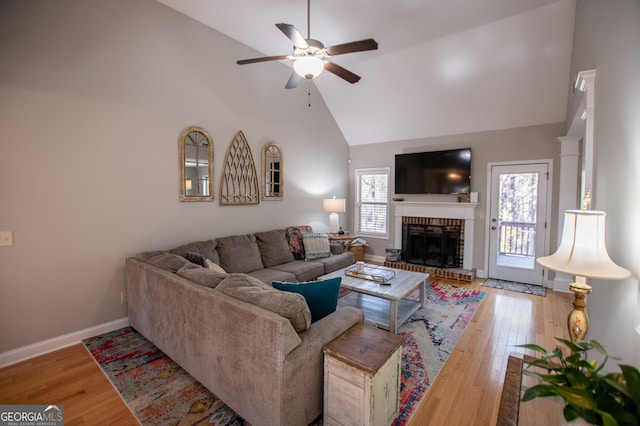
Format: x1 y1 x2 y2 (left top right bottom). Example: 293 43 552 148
183 252 206 267
205 258 226 274
302 232 331 260
286 226 313 260
272 277 341 323
170 239 219 265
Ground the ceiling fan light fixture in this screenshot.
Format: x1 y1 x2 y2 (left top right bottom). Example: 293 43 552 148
293 55 324 79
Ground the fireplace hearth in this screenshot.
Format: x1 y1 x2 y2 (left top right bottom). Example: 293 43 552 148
402 223 461 268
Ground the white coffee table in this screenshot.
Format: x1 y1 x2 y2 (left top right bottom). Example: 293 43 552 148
319 266 429 334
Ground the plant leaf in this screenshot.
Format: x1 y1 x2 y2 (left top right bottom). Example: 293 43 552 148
553 385 597 410
620 364 640 402
563 404 580 422
516 343 549 355
556 337 583 354
596 409 620 426
522 384 558 401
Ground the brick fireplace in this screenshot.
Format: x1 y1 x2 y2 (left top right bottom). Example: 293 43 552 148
387 201 478 282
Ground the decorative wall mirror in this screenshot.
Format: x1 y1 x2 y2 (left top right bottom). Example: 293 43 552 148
179 126 214 202
262 142 283 201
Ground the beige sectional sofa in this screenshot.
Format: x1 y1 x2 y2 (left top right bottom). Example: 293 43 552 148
126 227 363 426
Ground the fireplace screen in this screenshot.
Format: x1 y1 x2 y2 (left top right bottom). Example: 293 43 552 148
402 223 460 268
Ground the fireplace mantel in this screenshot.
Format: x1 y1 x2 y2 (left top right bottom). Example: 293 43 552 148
393 201 478 220
393 201 478 270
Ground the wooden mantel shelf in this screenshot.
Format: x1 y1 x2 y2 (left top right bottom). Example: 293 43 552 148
393 201 479 221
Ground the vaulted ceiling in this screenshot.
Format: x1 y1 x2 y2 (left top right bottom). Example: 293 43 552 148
156 0 576 146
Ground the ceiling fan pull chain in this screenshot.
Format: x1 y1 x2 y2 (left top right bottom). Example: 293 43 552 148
308 80 312 107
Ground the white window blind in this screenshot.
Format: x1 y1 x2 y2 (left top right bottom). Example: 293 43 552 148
355 168 390 238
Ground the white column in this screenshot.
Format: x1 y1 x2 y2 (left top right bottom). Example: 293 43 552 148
575 69 596 205
554 136 581 291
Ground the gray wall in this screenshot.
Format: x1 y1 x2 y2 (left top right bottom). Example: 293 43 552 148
348 122 566 273
568 0 640 366
0 0 350 352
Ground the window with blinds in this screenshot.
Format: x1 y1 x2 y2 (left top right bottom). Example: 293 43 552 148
355 168 390 238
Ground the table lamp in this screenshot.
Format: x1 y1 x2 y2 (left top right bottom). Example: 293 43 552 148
536 203 630 342
323 197 346 234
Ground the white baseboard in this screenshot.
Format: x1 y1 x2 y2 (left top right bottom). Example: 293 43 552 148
366 254 386 263
0 317 129 368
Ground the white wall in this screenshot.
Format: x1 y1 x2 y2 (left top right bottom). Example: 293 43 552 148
568 0 640 366
0 0 350 353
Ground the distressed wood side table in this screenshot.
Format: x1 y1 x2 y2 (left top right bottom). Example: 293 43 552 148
323 323 403 426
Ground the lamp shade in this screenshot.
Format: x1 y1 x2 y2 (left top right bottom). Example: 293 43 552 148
537 210 630 280
293 56 324 79
323 198 346 213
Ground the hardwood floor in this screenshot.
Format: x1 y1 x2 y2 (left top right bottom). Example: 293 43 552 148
409 279 572 425
0 343 138 425
0 279 572 426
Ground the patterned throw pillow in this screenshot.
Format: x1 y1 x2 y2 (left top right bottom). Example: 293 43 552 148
183 252 206 267
302 232 331 260
285 226 313 260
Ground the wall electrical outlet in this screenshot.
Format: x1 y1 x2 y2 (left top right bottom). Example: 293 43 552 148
0 231 13 247
120 291 127 304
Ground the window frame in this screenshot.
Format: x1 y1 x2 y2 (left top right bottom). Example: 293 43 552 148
354 167 390 239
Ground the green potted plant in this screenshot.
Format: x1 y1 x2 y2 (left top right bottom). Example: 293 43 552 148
518 338 640 426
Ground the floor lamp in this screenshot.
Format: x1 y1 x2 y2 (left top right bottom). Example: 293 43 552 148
323 197 346 234
537 209 630 342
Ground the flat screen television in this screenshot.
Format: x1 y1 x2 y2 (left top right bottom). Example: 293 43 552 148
395 148 471 195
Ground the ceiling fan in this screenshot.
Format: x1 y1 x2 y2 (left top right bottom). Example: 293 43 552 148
236 0 378 89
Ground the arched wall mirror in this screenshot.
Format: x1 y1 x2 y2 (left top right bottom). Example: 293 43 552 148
262 142 283 201
179 126 214 202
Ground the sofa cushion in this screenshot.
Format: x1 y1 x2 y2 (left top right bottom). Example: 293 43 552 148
177 265 226 288
314 252 355 274
217 274 312 332
216 234 264 273
302 232 331 260
254 229 295 267
286 226 313 260
270 261 325 283
246 268 296 285
171 239 219 265
145 252 193 272
272 277 342 323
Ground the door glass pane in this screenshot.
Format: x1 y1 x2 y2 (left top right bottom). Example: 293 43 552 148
497 172 538 270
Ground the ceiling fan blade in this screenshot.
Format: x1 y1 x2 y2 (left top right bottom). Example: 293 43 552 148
236 55 289 65
326 38 378 56
276 23 309 49
324 62 361 84
285 72 302 89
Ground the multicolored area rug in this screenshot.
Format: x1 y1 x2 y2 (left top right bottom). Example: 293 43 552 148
83 282 485 426
482 278 546 297
395 282 485 425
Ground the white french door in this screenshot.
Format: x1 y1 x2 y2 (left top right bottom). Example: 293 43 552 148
487 162 550 285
